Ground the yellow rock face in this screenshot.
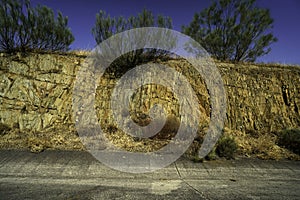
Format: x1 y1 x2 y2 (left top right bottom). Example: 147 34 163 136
0 52 299 159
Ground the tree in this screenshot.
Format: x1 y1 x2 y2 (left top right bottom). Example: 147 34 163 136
92 9 172 44
0 0 74 52
91 9 175 76
182 0 277 62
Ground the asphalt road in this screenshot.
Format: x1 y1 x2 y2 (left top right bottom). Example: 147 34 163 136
0 150 299 200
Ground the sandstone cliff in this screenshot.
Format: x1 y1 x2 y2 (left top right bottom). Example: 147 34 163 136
0 52 299 158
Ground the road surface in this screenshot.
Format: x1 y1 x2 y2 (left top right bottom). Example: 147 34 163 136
0 150 299 199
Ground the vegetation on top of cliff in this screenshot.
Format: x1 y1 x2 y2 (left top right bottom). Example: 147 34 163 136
0 0 280 65
91 9 176 76
0 0 74 53
182 0 277 62
92 9 173 44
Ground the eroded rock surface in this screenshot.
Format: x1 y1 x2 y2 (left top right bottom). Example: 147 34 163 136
0 53 299 156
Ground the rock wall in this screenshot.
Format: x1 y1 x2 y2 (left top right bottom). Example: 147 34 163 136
219 62 300 132
0 53 80 132
0 53 299 145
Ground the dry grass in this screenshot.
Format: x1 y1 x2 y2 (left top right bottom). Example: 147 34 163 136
224 127 300 160
104 128 170 152
101 115 181 152
0 127 84 153
68 49 91 57
0 125 299 160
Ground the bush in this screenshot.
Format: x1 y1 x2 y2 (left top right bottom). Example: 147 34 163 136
0 123 11 135
91 9 176 76
205 148 218 161
0 0 74 52
92 9 172 45
277 129 300 155
216 136 238 159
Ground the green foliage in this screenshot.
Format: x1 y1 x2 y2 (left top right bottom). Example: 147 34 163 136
182 0 277 62
92 9 175 76
216 136 238 159
92 9 172 44
277 129 300 155
205 148 218 160
0 0 74 52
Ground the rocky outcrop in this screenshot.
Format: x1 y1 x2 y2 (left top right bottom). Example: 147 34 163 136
0 52 299 152
218 62 300 133
0 53 80 132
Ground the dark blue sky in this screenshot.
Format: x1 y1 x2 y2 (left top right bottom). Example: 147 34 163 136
31 0 300 65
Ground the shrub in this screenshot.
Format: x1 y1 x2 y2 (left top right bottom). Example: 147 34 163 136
0 0 74 52
277 129 300 155
216 136 238 159
91 9 176 76
0 123 11 135
205 148 218 160
92 9 172 45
